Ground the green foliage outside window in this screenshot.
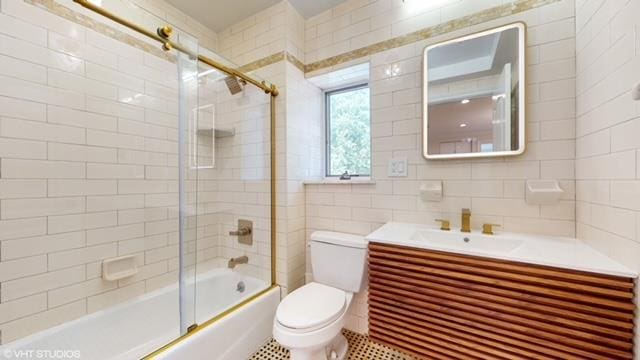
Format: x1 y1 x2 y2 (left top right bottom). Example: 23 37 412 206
327 86 371 176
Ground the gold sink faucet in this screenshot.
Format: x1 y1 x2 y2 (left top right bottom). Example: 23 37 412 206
461 208 471 233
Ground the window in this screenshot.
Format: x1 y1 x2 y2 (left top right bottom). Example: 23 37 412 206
325 84 371 177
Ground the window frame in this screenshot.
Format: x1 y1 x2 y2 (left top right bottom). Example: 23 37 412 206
324 83 371 178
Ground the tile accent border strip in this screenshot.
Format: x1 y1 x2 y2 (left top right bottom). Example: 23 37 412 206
303 0 561 73
26 0 176 62
30 0 559 76
25 0 301 74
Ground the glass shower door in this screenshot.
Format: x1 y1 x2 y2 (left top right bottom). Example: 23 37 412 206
191 58 273 326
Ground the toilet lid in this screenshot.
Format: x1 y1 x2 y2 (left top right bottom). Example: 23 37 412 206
276 282 346 330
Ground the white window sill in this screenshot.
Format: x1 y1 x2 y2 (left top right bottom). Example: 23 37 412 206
303 177 376 185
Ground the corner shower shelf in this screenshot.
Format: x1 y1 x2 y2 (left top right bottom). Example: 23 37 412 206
197 128 235 138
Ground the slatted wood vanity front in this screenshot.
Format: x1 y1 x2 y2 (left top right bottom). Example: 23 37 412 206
367 242 636 360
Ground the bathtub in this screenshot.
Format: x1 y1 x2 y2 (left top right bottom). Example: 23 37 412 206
0 269 278 360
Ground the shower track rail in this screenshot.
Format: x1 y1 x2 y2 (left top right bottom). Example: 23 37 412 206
71 1 279 358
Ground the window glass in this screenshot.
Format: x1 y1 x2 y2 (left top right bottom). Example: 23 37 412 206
326 85 371 177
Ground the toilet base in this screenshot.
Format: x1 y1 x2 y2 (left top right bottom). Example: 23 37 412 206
327 333 348 360
288 333 348 360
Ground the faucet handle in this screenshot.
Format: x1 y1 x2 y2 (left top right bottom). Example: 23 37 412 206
435 219 451 231
482 223 501 235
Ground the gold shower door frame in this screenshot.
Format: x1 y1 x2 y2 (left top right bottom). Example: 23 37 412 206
71 1 278 358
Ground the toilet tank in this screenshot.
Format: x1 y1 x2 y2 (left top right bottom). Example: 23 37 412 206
310 231 368 293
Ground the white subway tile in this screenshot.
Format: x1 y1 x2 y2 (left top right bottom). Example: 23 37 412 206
0 13 47 46
86 194 145 212
49 278 117 308
1 117 86 144
48 105 117 132
0 96 46 121
0 53 47 84
87 283 145 313
0 180 46 199
86 163 145 179
0 293 47 324
48 143 117 163
86 62 144 93
1 197 85 219
1 231 85 261
48 68 118 100
0 34 84 75
86 223 145 246
0 255 47 282
48 243 117 271
0 137 47 159
48 211 118 235
1 159 85 179
48 179 117 197
0 217 47 241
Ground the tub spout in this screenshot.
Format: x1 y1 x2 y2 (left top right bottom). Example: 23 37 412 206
228 255 248 269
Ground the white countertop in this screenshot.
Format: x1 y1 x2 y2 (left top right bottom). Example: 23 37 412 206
366 222 637 278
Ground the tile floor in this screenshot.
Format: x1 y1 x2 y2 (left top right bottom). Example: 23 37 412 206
250 330 414 360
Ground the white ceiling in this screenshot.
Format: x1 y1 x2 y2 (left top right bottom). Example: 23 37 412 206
166 0 349 32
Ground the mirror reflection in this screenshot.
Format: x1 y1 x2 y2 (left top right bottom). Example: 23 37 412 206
423 23 525 159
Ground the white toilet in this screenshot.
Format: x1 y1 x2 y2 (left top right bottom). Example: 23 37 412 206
273 231 368 360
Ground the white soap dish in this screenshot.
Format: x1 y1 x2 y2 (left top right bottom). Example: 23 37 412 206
420 181 443 202
526 180 564 205
102 255 138 281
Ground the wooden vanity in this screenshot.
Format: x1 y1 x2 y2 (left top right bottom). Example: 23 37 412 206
367 242 636 359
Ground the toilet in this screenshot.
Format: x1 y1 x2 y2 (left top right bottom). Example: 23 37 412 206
273 231 368 360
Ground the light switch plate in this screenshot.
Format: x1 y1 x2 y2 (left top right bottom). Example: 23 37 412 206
388 158 408 177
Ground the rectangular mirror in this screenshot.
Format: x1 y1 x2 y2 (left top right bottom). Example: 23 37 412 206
423 23 525 159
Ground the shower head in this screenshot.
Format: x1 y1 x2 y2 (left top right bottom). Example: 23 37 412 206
223 75 243 95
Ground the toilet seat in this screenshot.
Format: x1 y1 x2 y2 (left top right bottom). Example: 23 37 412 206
276 282 346 332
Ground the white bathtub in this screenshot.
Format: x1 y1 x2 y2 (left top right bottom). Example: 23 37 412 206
0 269 277 360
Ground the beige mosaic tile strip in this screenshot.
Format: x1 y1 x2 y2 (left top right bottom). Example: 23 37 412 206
303 0 561 73
30 0 559 78
26 0 176 62
238 52 286 73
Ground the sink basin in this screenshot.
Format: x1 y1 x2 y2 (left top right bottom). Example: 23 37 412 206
410 229 524 254
365 222 637 278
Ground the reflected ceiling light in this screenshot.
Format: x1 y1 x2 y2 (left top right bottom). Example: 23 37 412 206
461 99 470 104
402 0 451 13
459 123 467 128
385 64 401 77
87 0 102 6
197 69 218 78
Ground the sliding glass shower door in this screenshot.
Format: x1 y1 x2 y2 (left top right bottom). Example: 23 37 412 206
176 32 199 336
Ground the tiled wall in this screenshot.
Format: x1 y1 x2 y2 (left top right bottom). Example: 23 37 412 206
0 0 271 345
305 0 577 333
218 3 323 295
217 1 305 67
304 0 526 66
573 0 640 348
197 71 273 285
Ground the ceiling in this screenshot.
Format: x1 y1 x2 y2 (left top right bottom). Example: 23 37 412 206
166 0 349 32
429 97 494 135
428 27 519 83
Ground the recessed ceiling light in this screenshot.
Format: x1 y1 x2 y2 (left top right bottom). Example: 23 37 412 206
459 123 467 128
461 99 470 104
